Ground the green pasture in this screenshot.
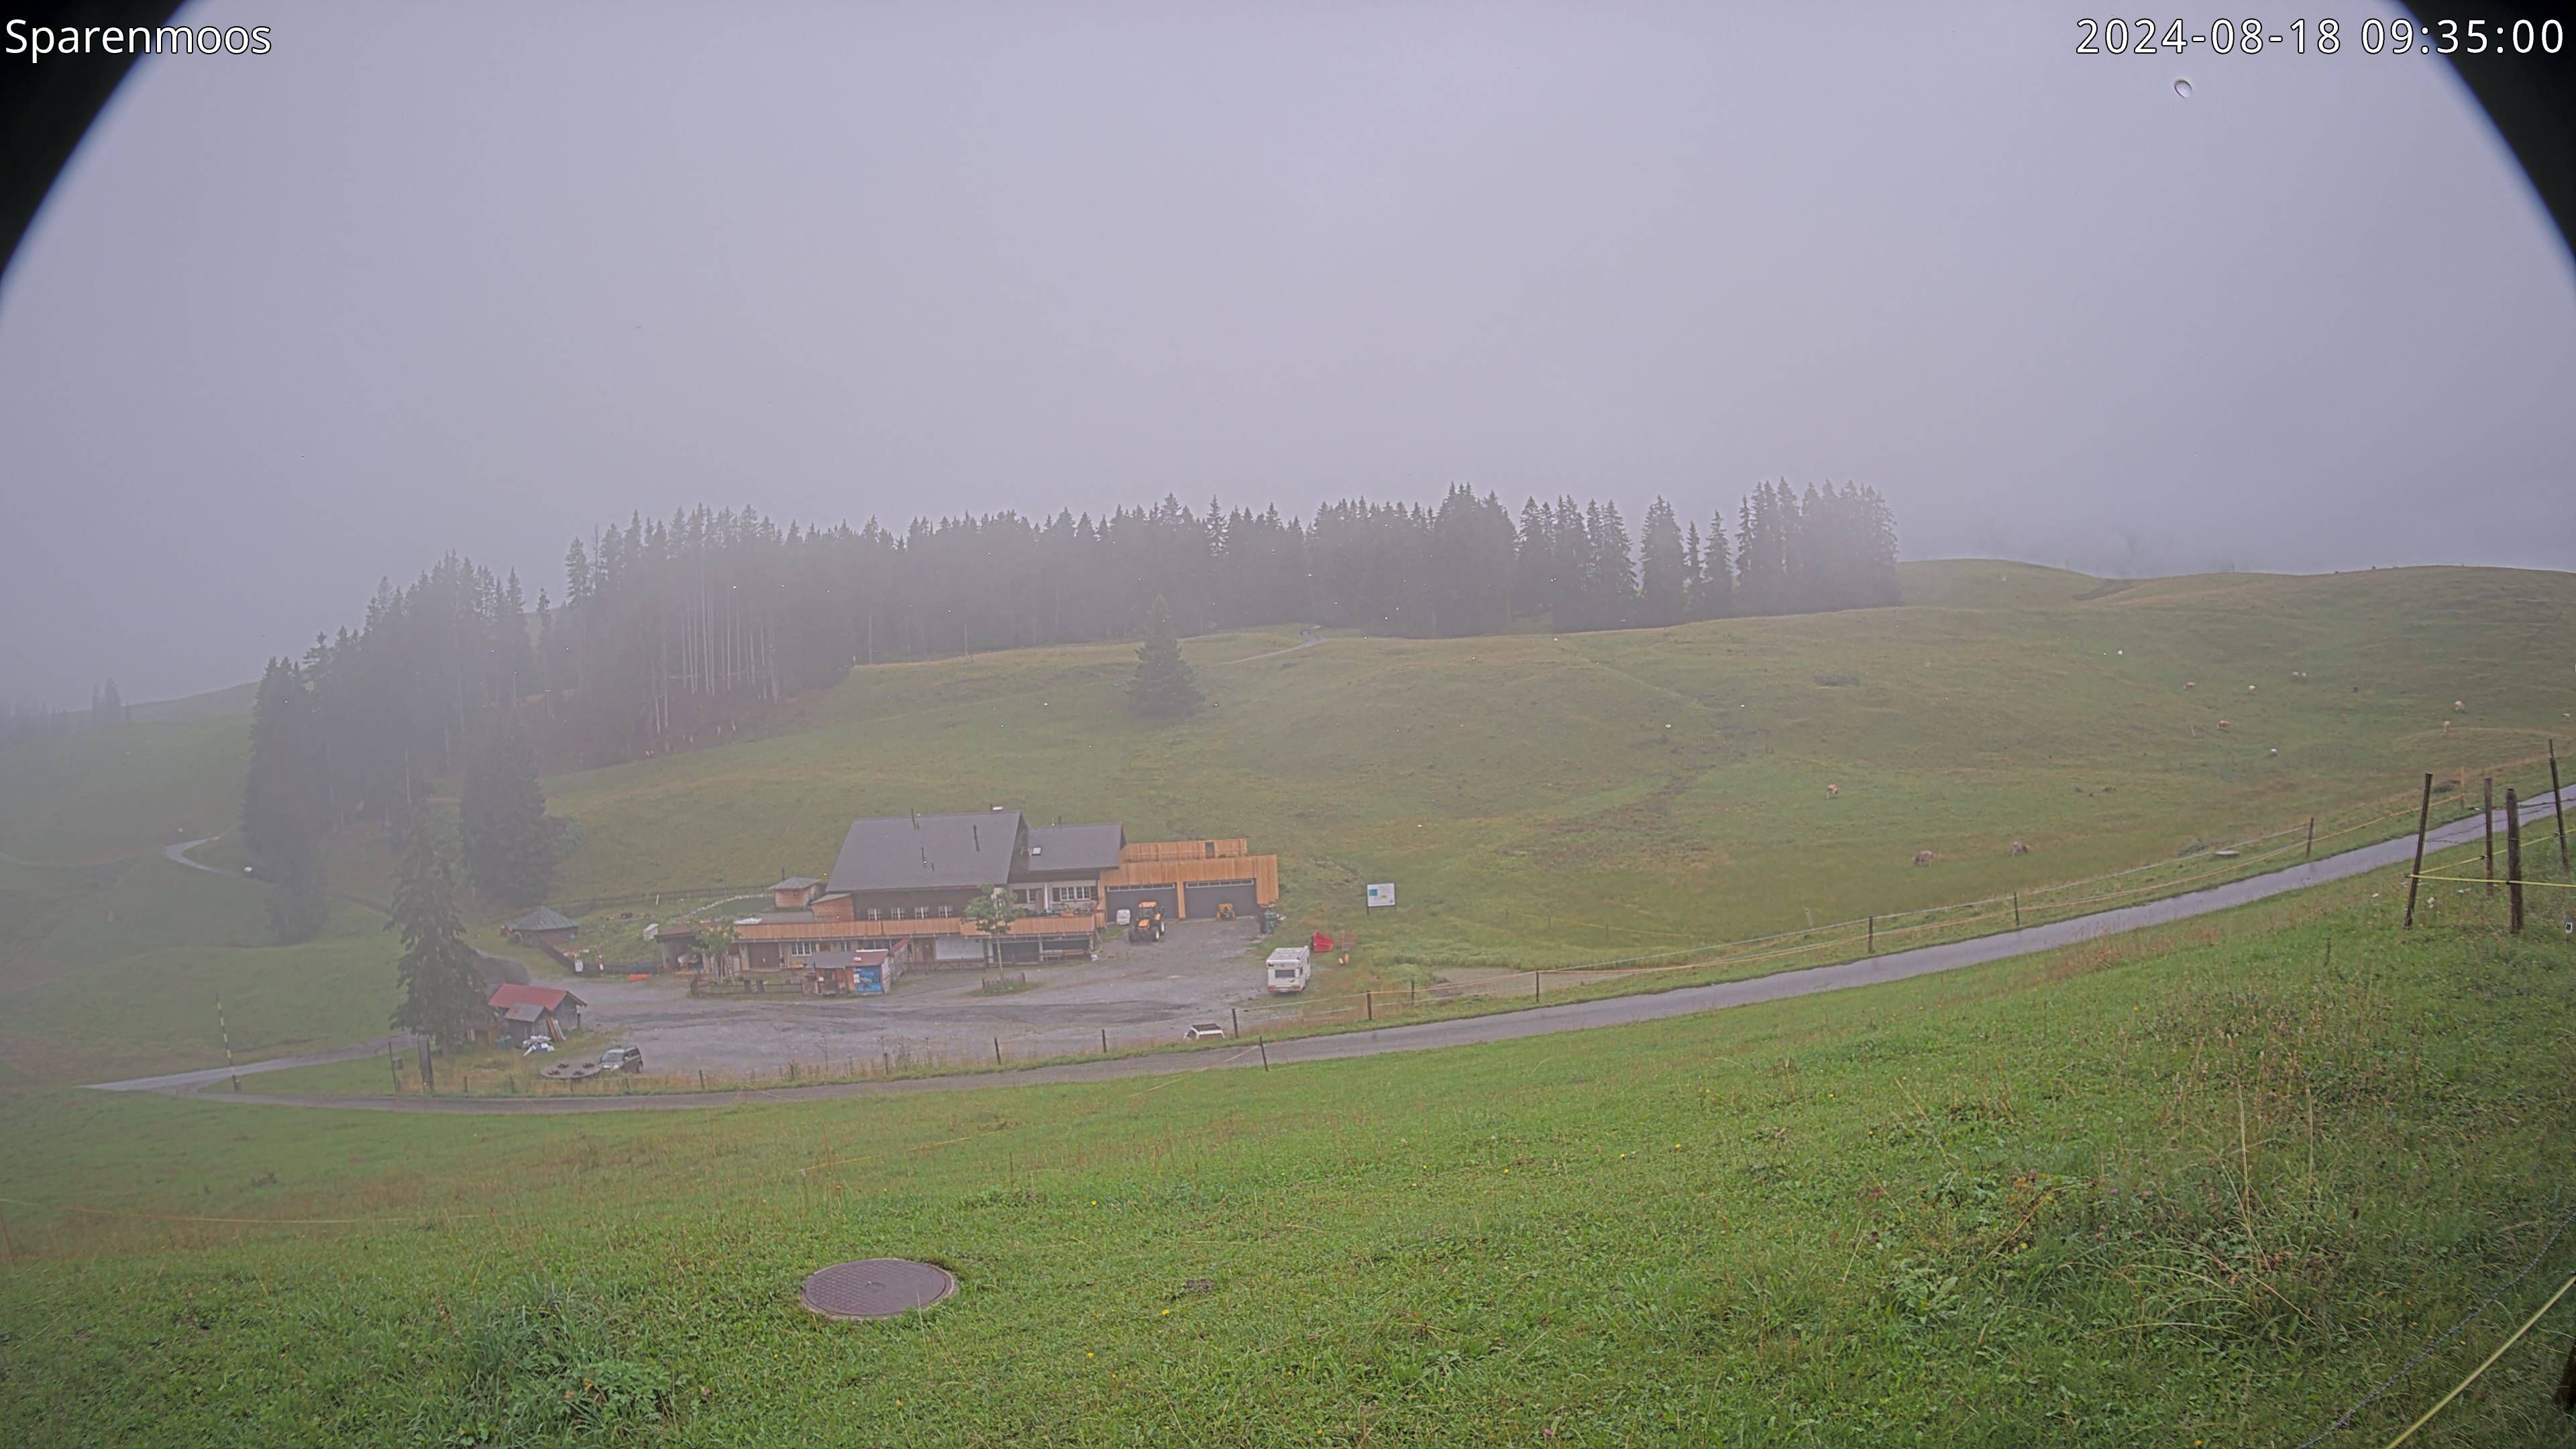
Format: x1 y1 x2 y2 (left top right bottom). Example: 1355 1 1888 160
3 854 2573 1444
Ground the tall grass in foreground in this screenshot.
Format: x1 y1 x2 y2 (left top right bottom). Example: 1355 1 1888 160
3 860 2573 1445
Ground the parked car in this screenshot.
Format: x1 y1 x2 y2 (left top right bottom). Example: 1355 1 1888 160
598 1045 644 1073
1183 1022 1227 1041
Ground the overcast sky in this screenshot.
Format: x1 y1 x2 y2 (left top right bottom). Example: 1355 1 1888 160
3 1 2571 706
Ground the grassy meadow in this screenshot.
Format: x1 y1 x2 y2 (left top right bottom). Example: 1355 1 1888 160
3 560 2573 1088
3 851 2574 1444
539 561 2576 974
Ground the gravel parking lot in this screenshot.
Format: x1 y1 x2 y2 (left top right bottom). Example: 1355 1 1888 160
564 918 1278 1074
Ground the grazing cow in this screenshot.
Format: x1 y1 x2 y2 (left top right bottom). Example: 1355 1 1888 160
1826 784 1840 798
2454 700 2467 712
2268 747 2279 756
2216 718 2231 731
2247 684 2258 694
1913 850 1935 867
2184 681 2197 691
2010 840 2031 855
2442 720 2451 732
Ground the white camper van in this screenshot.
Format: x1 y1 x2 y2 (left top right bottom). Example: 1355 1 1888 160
1265 946 1311 994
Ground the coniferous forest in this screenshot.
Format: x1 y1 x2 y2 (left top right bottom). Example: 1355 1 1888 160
234 481 1895 924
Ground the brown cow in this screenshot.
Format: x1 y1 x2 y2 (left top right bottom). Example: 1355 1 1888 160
2010 841 2031 855
1913 850 1935 867
2216 718 2231 731
1826 784 1840 798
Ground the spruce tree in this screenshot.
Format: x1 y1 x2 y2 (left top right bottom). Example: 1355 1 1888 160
1129 595 1205 720
1639 498 1686 626
460 717 555 908
244 659 329 943
388 803 486 1050
1701 509 1735 619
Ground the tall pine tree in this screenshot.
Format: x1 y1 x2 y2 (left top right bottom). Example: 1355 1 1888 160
1638 498 1686 626
1698 508 1735 619
243 659 329 943
388 802 485 1050
460 717 555 908
1129 595 1205 720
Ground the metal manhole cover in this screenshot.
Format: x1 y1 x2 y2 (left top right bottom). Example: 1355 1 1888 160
801 1258 957 1321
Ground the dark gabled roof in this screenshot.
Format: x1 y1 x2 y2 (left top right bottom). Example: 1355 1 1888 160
1020 822 1126 875
769 876 822 892
489 983 584 1013
827 812 1026 894
506 906 578 933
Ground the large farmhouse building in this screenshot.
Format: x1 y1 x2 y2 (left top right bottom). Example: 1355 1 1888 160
712 809 1279 970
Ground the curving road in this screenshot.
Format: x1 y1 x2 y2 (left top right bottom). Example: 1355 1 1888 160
97 778 2571 1114
163 835 227 875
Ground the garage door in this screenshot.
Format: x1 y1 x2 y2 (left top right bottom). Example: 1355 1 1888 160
1183 879 1260 920
1105 885 1172 922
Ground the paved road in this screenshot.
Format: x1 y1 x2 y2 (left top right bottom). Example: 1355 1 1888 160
163 836 226 875
107 777 2569 1114
88 1032 423 1093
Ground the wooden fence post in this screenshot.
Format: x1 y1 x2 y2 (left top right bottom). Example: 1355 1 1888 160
2552 739 2570 873
1231 1007 1240 1036
2404 773 2432 928
1101 1028 1109 1054
1867 914 1875 953
2483 777 2496 895
1365 991 1373 1022
993 1036 1002 1067
1534 971 1542 1003
1259 1038 1271 1071
2012 892 2021 930
2506 788 2525 934
2305 816 2315 861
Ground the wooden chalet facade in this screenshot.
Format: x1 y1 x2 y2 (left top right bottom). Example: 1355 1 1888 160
711 810 1280 971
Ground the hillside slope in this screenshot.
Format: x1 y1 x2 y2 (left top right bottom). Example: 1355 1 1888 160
544 560 2576 970
5 560 2571 1081
3 864 2571 1444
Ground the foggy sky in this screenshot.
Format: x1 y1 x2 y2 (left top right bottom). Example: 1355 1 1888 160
3 0 2572 707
